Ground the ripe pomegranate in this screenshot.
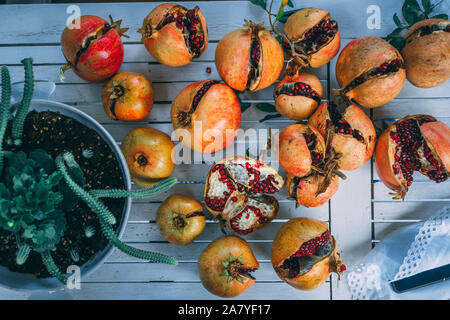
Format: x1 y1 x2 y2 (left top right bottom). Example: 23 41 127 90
375 115 450 200
198 236 259 297
60 15 128 82
156 194 205 245
271 218 345 290
283 8 340 68
171 79 241 154
101 71 154 121
335 36 406 108
285 173 339 208
203 156 284 235
215 20 284 92
274 72 323 121
401 19 450 88
138 3 208 67
308 102 376 170
120 127 175 187
278 124 326 177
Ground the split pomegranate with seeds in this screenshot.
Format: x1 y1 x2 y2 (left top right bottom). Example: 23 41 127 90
335 36 406 108
156 194 205 245
60 15 129 82
120 127 175 188
198 236 259 297
271 218 345 290
138 3 208 67
204 156 284 236
171 80 241 154
101 72 154 121
274 71 323 121
375 115 450 200
283 8 340 68
215 20 284 92
308 102 376 171
401 19 450 88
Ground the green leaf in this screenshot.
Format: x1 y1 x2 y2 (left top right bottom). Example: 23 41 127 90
287 0 294 8
236 276 243 283
393 13 404 27
274 2 286 23
227 276 234 282
222 261 229 268
221 270 229 276
249 0 267 10
278 9 298 24
255 103 277 113
259 113 282 123
431 13 448 19
388 37 406 51
229 254 235 262
421 0 432 13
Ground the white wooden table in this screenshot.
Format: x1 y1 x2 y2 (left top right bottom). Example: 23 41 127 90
0 0 448 300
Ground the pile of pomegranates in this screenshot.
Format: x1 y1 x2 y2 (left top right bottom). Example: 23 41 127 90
138 3 208 67
283 8 341 68
335 36 406 108
271 218 345 290
401 18 450 88
60 15 128 82
171 79 241 154
215 20 284 92
375 115 450 200
203 156 284 235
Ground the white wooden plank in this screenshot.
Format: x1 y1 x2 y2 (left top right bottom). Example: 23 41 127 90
373 181 450 201
373 202 450 221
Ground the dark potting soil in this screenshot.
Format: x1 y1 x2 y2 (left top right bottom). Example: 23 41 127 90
0 110 126 278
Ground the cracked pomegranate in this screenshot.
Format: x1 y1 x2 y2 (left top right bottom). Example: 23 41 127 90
171 80 241 154
156 194 205 245
198 236 259 297
285 173 339 208
402 19 450 88
274 72 323 121
204 156 283 235
375 115 450 200
283 8 340 68
278 124 326 177
101 71 154 121
60 15 128 82
215 20 284 92
120 127 175 187
335 36 405 108
138 3 208 67
271 218 345 290
308 102 376 170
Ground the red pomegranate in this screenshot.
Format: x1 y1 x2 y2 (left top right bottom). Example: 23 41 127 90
101 71 154 121
60 15 127 82
203 156 284 235
285 173 339 207
198 236 259 298
271 218 345 290
138 3 208 67
401 19 450 88
215 20 284 92
278 124 326 177
274 72 323 121
375 115 450 200
335 36 406 108
171 80 241 154
308 102 376 171
283 8 341 68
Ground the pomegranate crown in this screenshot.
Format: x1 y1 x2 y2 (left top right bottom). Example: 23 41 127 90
108 15 129 38
243 19 270 33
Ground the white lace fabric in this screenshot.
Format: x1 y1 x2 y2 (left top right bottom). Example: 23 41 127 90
346 206 450 300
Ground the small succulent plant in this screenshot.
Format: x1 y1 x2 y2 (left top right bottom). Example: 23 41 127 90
0 59 178 284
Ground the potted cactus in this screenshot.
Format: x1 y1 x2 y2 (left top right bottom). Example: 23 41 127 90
0 58 177 290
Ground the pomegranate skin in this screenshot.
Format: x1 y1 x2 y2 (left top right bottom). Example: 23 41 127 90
198 236 259 298
308 102 376 171
271 218 344 290
402 19 450 88
215 22 284 92
274 73 323 121
335 36 405 108
421 121 450 171
139 3 208 67
61 15 124 83
283 8 341 68
171 80 241 154
278 124 325 177
285 173 339 207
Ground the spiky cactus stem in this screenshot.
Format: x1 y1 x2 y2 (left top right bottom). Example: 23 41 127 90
11 58 34 146
41 251 68 285
0 66 11 174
